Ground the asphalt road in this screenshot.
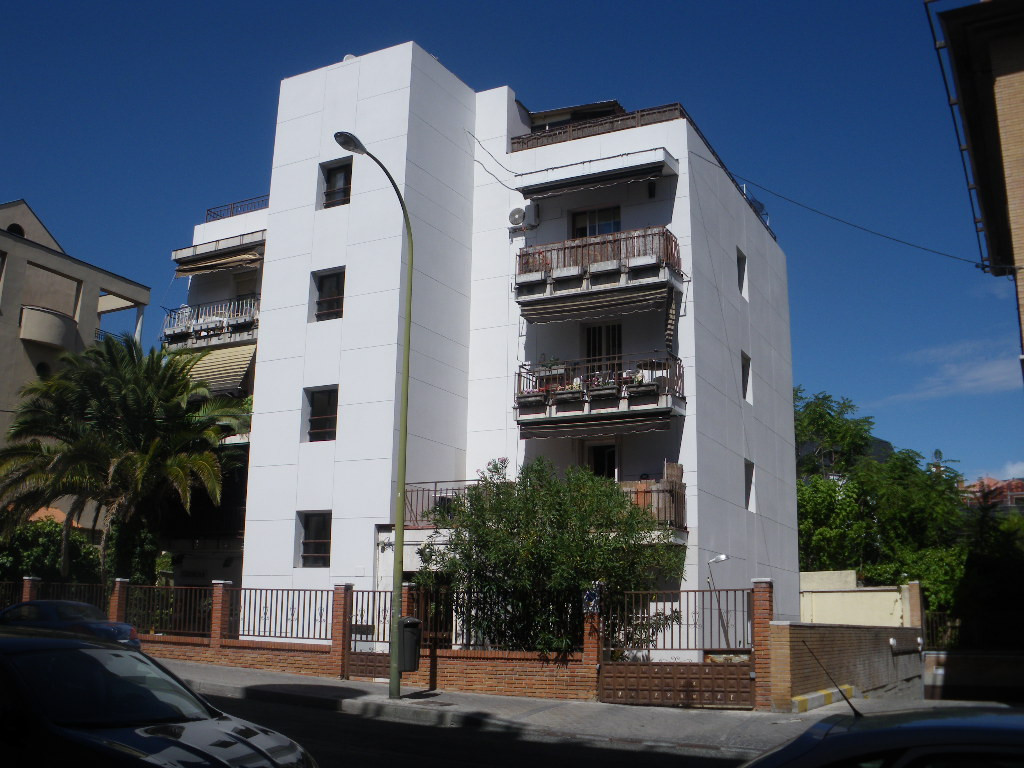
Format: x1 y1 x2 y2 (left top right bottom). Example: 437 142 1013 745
206 694 744 768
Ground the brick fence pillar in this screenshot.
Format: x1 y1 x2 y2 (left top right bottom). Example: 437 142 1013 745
400 583 414 617
751 578 774 711
903 581 923 628
108 578 129 622
21 576 40 602
331 584 354 678
210 580 232 648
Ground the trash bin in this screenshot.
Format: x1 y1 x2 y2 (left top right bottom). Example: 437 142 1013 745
397 616 422 672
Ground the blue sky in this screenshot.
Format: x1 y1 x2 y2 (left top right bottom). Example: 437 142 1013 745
2 0 1020 480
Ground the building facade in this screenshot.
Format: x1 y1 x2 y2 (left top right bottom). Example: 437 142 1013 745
0 200 149 439
169 43 800 620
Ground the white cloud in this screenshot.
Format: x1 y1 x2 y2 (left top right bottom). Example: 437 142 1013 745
1000 461 1024 478
876 339 1020 405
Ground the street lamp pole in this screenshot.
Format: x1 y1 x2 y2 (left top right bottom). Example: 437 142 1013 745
335 131 413 700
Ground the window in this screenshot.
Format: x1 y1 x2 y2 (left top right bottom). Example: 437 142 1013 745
572 206 621 238
737 248 748 299
314 270 345 321
299 513 332 567
6 223 24 238
744 460 756 512
323 161 352 208
307 387 338 442
741 352 752 404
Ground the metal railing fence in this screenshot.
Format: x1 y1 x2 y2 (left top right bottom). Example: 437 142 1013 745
225 588 332 641
0 582 19 609
516 351 684 401
511 104 685 151
37 582 110 609
350 589 392 652
125 585 213 637
603 589 751 656
517 226 680 276
206 194 270 222
162 295 260 338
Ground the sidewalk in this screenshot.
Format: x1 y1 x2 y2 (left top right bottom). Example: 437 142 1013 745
161 659 988 761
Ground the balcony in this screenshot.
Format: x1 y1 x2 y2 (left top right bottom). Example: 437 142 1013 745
162 295 260 349
511 104 686 152
515 351 684 439
515 227 686 324
205 195 269 222
406 468 685 530
20 305 78 350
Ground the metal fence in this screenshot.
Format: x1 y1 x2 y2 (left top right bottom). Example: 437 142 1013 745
517 226 680 276
510 104 685 151
37 582 110 610
226 588 332 641
350 589 392 652
404 481 477 528
205 194 270 222
0 582 19 609
125 585 213 637
516 351 684 402
603 589 751 658
162 295 260 339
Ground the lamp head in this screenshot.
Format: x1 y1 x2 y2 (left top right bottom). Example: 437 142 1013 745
334 131 367 155
708 553 728 565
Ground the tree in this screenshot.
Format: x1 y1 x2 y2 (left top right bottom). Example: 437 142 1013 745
0 518 101 583
0 335 250 581
793 387 874 477
417 458 686 654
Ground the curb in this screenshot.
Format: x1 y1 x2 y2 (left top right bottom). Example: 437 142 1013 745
183 677 764 761
792 685 858 713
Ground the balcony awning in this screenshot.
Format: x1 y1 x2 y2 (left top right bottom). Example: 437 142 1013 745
519 410 677 440
519 285 672 324
175 252 262 277
188 344 256 394
515 147 679 198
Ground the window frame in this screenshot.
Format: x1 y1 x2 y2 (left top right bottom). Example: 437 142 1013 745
299 512 332 568
314 269 345 321
737 247 748 299
322 160 352 209
571 206 621 238
306 387 338 442
741 351 752 404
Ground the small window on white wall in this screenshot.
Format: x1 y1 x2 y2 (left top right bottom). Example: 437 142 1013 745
744 460 756 513
741 352 752 404
737 248 748 300
298 512 331 567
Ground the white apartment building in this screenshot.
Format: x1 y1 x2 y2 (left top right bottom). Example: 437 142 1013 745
168 42 800 620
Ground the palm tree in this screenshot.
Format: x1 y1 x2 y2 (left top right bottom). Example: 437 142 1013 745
0 335 250 578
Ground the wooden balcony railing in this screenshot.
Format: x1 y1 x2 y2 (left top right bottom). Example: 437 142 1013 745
511 104 686 152
162 295 260 340
517 226 679 277
405 472 684 530
205 194 270 222
515 351 683 403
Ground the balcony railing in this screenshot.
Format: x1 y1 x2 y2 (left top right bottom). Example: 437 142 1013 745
511 104 686 152
515 351 683 404
205 194 270 222
162 295 260 341
406 472 684 530
517 227 679 277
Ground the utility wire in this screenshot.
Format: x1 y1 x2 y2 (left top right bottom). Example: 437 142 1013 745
689 151 979 267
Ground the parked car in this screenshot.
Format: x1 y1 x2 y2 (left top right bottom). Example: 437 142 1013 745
0 599 140 650
0 626 319 767
740 707 1024 767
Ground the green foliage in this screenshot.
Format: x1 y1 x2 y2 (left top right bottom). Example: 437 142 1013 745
417 458 686 654
0 518 100 583
794 387 874 477
107 517 159 585
0 335 250 581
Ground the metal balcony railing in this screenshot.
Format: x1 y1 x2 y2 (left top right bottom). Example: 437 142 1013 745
511 104 686 152
162 295 260 340
517 226 680 277
406 472 684 530
515 351 684 402
205 194 270 222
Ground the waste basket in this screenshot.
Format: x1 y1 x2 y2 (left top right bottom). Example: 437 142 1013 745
397 616 422 672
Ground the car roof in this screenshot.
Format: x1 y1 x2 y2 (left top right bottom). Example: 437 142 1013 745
0 625 125 653
828 707 1024 736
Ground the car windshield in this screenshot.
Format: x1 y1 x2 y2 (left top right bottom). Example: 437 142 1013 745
54 603 107 622
8 647 213 728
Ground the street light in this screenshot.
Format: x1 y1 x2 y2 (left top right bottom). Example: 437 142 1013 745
334 130 414 700
706 553 731 648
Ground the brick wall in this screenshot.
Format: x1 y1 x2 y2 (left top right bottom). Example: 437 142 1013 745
769 622 923 711
142 635 337 677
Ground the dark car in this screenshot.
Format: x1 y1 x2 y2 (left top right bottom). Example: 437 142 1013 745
0 626 318 767
0 599 141 650
740 707 1024 768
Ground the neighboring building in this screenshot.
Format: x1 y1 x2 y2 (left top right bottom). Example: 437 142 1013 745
0 200 149 439
168 42 800 622
800 570 924 629
962 476 1024 512
938 0 1024 380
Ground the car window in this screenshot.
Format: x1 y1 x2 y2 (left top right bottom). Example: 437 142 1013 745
8 647 213 727
54 603 106 622
2 605 43 622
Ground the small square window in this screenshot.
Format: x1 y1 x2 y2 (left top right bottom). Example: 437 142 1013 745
741 352 752 404
307 387 338 442
737 248 748 299
315 270 345 321
744 460 756 512
323 162 352 208
572 206 621 238
299 512 331 568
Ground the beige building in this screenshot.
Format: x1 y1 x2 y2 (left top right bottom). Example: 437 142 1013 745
939 1 1024 380
0 200 150 438
800 570 924 628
